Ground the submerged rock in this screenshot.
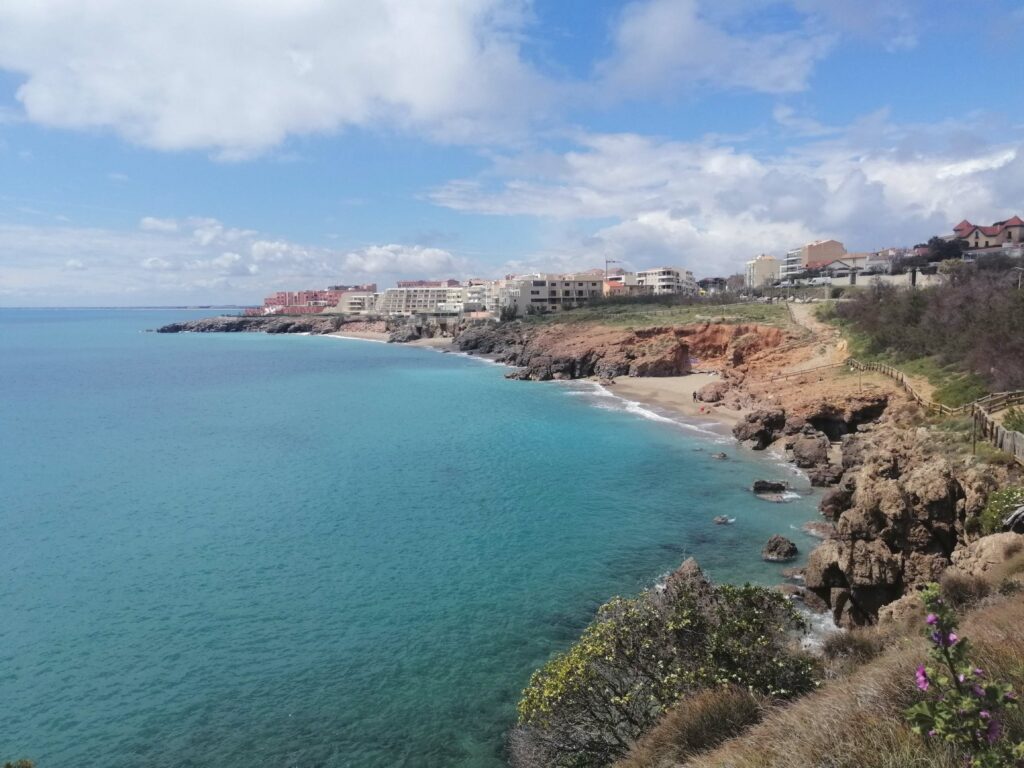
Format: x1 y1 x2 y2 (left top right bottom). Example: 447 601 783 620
713 515 733 525
710 452 729 460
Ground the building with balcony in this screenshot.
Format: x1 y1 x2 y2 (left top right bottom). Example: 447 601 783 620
781 239 846 279
635 267 697 295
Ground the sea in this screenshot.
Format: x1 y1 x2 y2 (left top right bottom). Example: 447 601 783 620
0 309 823 768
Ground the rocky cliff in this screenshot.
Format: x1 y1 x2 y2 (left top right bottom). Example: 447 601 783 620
455 321 786 381
800 423 1010 627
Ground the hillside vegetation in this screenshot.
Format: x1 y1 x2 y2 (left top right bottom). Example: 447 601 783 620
829 267 1024 396
530 296 791 330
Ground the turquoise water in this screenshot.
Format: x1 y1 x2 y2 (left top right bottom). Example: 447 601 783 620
0 309 821 767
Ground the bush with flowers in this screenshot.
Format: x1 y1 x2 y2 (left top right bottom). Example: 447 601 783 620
906 584 1024 767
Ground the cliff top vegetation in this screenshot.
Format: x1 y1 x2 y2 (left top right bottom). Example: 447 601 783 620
530 297 791 330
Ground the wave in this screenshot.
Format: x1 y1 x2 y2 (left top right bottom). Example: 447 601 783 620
324 334 389 345
561 380 727 438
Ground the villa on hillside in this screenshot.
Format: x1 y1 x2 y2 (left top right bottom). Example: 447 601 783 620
952 216 1024 251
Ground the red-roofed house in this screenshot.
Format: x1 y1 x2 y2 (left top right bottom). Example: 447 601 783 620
953 216 1024 250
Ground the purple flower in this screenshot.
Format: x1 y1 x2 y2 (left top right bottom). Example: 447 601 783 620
986 717 1002 745
948 632 959 646
980 710 991 719
916 665 930 692
973 685 986 697
926 613 939 626
957 673 966 683
973 667 985 677
927 729 937 738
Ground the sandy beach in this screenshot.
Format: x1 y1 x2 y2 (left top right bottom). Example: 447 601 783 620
327 330 390 343
407 336 456 350
607 372 748 426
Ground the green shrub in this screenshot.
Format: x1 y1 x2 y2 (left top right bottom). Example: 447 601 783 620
1004 406 1024 434
978 487 1024 535
511 564 816 767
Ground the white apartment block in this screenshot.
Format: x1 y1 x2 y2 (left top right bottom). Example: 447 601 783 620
744 254 780 288
635 267 698 295
378 286 462 316
335 292 379 315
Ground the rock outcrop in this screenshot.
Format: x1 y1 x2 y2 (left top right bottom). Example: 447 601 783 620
762 535 798 562
733 408 787 450
752 480 788 494
157 314 346 334
455 321 785 382
696 381 729 403
803 423 1010 627
155 315 388 336
791 430 831 468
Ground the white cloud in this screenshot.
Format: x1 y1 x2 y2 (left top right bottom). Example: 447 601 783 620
341 244 463 276
0 0 549 156
596 0 833 97
433 120 1022 276
0 217 475 305
139 216 179 232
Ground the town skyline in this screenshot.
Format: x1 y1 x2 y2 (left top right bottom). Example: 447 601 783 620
1 1 1023 306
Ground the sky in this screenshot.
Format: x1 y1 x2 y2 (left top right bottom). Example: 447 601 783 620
1 0 1022 306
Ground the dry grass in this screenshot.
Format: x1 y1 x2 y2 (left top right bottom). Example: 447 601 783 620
677 596 1024 768
938 570 991 610
820 627 888 678
616 687 763 768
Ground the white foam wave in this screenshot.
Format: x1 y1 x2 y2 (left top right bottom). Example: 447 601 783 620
324 333 389 344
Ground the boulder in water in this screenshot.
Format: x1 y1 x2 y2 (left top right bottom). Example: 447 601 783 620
762 535 799 562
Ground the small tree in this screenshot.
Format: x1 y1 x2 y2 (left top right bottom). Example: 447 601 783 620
499 303 519 323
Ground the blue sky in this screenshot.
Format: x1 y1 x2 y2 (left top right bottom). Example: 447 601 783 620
1 0 1022 305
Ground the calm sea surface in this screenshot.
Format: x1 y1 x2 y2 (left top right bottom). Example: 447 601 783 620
0 309 821 767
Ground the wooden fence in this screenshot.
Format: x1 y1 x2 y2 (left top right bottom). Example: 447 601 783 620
846 359 1024 465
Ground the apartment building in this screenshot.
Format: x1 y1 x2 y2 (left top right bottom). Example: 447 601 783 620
744 254 780 288
781 239 846 279
515 273 605 312
335 292 379 315
377 286 463 316
635 267 698 295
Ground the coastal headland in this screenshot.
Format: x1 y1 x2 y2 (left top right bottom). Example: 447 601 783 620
158 303 1024 767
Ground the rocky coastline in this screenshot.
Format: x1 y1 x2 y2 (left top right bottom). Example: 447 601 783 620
157 312 1022 630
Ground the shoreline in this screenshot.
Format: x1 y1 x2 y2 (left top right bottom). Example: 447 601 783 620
605 373 748 430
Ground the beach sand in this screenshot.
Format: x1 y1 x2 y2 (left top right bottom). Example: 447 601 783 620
327 330 390 343
408 336 456 350
608 373 748 426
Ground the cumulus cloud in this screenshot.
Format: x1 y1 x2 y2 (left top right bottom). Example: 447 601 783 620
0 0 549 156
597 0 833 97
0 218 470 305
341 244 463 275
433 120 1022 275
